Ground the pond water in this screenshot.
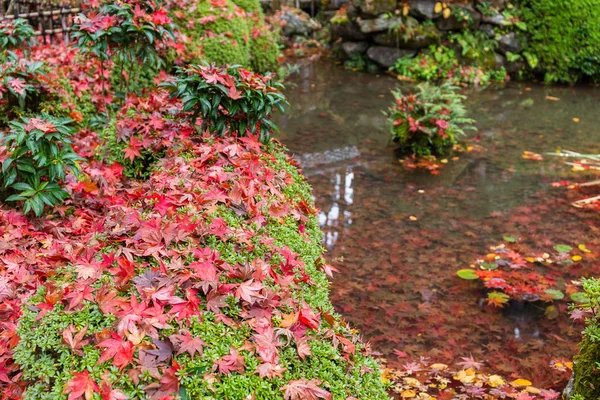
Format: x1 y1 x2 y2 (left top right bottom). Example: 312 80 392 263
276 61 600 390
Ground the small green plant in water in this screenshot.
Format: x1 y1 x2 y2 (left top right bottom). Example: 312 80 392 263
385 81 476 156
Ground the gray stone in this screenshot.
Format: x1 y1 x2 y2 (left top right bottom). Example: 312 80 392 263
506 59 525 75
480 23 496 38
279 8 321 37
357 0 397 16
563 373 575 399
482 13 506 26
357 15 402 34
409 0 440 20
437 4 481 31
494 52 506 69
342 41 369 57
331 21 369 41
497 32 521 54
373 32 438 49
366 46 417 68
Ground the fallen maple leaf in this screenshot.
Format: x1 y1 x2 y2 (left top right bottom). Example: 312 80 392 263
63 370 100 400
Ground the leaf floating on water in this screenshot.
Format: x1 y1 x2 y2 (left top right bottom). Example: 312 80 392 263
511 378 532 387
457 269 478 280
579 244 591 253
522 151 544 161
553 244 573 253
544 289 564 300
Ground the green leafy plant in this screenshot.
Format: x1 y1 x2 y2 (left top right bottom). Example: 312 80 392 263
385 81 476 156
0 114 82 216
165 64 287 141
72 0 175 95
0 18 36 52
0 51 46 113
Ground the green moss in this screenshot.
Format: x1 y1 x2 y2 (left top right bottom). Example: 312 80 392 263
573 337 600 398
520 0 600 83
14 141 390 399
174 0 279 73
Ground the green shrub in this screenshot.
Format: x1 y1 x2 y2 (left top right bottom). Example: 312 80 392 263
0 18 36 51
0 114 82 216
520 0 600 83
165 64 287 141
385 81 476 156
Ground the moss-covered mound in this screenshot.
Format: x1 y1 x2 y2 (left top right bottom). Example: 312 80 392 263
520 0 600 83
169 0 280 74
0 128 390 398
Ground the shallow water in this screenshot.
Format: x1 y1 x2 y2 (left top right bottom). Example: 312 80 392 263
276 61 600 389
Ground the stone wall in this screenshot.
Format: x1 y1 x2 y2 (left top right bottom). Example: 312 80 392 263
330 0 524 71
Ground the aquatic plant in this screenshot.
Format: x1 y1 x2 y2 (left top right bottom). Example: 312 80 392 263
386 81 476 156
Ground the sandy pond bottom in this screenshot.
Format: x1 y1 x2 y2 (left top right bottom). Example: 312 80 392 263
276 61 600 390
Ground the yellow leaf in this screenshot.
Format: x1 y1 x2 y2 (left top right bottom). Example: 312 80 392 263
572 255 583 262
409 216 418 221
431 363 448 371
401 390 416 398
526 386 542 394
443 7 451 19
545 95 560 101
434 2 443 13
579 244 591 253
573 118 580 123
511 378 532 387
488 375 505 388
403 377 421 386
525 257 536 263
403 4 410 16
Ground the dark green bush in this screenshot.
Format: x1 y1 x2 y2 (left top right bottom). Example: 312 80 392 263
165 64 287 141
520 0 600 83
0 114 82 216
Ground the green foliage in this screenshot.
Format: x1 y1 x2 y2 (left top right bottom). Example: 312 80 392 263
0 18 36 51
72 0 175 94
449 30 497 69
572 278 600 398
385 81 476 156
392 43 507 86
520 0 600 83
0 114 82 216
0 51 47 121
166 64 287 141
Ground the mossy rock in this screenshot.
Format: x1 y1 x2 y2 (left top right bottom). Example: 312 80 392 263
520 0 600 83
573 338 600 398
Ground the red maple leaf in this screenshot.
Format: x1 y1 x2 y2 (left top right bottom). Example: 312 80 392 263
124 136 143 161
213 347 245 374
172 330 205 358
281 378 332 400
63 370 100 400
235 279 265 304
97 332 135 370
151 8 171 25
